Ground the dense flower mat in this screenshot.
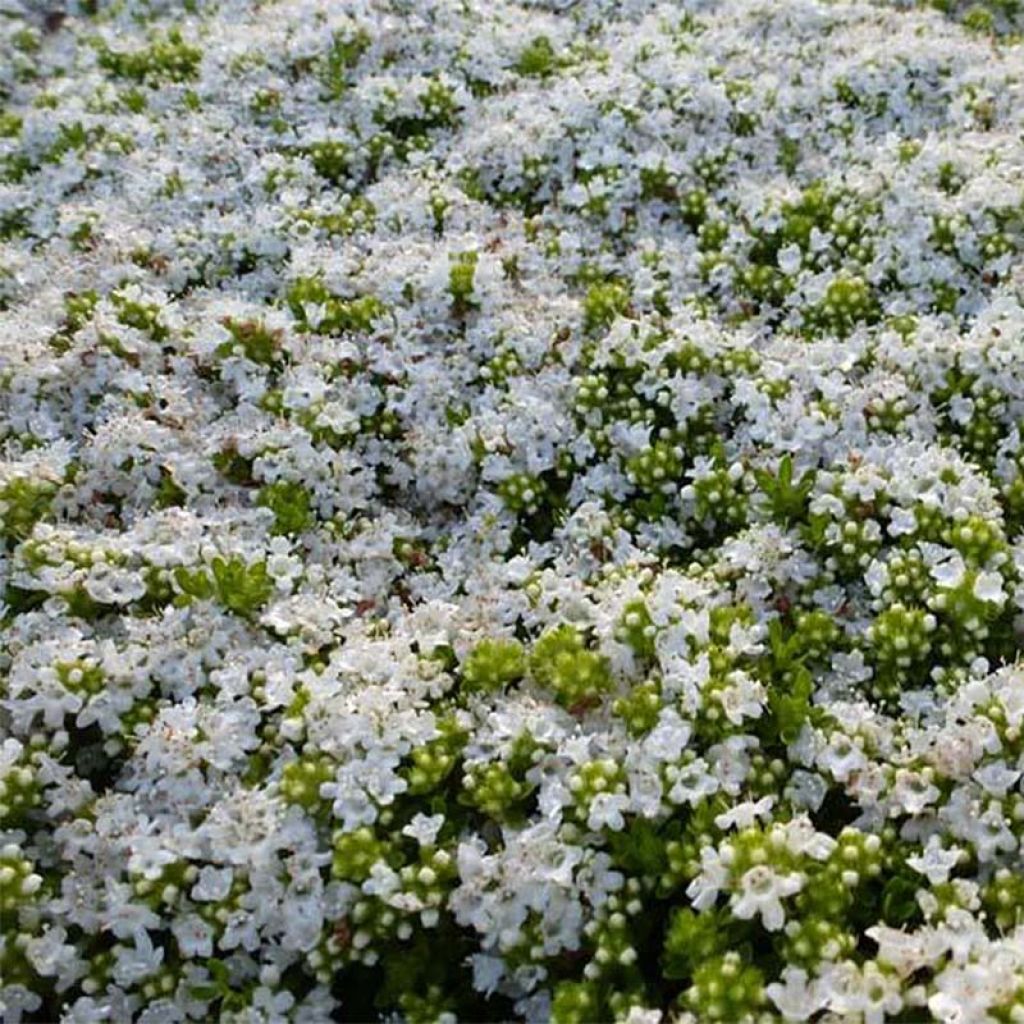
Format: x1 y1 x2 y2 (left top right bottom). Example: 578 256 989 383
3 0 1024 1020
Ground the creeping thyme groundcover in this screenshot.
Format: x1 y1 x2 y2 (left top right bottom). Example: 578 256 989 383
5 0 1024 1022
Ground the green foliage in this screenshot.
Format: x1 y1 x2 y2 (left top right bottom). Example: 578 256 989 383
320 28 371 98
662 907 735 980
754 455 816 525
211 556 273 618
98 29 203 85
286 276 388 334
257 480 313 535
110 292 169 342
515 37 559 77
175 556 273 619
449 251 479 315
217 318 283 365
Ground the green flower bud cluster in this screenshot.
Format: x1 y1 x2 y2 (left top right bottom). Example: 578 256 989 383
0 475 57 546
0 845 45 917
316 846 458 974
109 290 170 343
403 716 467 795
575 370 652 433
865 395 912 435
531 625 614 710
614 599 657 662
682 952 769 1023
583 281 632 334
195 871 251 937
686 456 753 536
626 437 685 494
780 915 856 967
459 638 527 693
136 965 179 1003
479 347 522 388
395 846 458 917
867 603 937 695
378 78 460 143
0 754 42 826
662 906 738 980
812 512 884 577
613 680 662 736
934 377 1007 465
551 980 603 1024
567 758 627 823
745 752 789 799
295 195 377 237
0 846 46 989
132 860 200 910
797 828 885 918
398 985 458 1024
297 140 351 185
281 752 335 811
332 826 391 882
461 759 534 820
54 658 105 697
808 274 880 336
117 697 159 747
872 550 930 607
80 948 116 998
580 884 645 984
983 867 1024 932
497 472 548 516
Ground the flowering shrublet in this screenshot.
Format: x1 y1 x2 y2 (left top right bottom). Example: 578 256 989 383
5 0 1024 1020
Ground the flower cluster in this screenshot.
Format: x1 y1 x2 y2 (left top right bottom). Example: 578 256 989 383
3 0 1024 1021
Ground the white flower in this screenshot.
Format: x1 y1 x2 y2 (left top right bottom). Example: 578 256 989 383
714 796 775 831
778 244 803 276
907 836 963 885
717 671 766 725
402 813 445 847
731 866 804 931
766 967 828 1021
587 792 631 832
191 866 233 903
470 954 506 996
113 929 164 986
930 552 966 590
621 1008 662 1024
686 846 729 912
973 571 1005 604
171 915 213 958
973 763 1020 796
929 961 1011 1023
